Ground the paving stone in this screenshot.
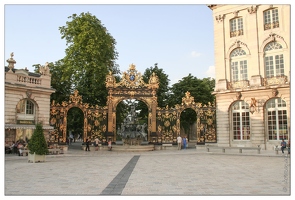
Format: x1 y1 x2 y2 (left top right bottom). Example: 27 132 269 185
4 142 291 196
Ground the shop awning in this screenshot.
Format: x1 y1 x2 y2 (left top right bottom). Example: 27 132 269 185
5 124 54 130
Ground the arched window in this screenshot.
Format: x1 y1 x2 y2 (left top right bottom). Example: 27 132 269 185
264 8 279 30
16 99 36 123
232 101 250 140
264 42 284 78
230 48 248 82
267 98 288 140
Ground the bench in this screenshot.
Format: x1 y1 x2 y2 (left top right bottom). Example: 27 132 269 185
162 143 173 150
48 148 61 154
275 146 290 154
206 145 261 154
20 150 29 156
274 145 281 154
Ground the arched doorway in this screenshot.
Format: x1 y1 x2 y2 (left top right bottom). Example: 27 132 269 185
180 108 197 141
66 107 84 144
105 64 159 143
115 99 148 144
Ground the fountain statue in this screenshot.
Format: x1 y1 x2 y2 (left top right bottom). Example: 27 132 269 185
117 100 147 145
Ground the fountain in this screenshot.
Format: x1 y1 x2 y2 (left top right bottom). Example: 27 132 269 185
117 100 147 145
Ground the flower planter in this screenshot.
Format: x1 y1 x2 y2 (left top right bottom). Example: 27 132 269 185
28 152 46 163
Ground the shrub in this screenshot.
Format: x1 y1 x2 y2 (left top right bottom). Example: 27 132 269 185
28 123 49 155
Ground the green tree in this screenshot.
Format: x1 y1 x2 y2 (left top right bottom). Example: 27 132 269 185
46 12 120 135
136 63 170 120
142 63 170 108
57 12 119 106
28 123 49 155
167 74 215 106
49 60 72 103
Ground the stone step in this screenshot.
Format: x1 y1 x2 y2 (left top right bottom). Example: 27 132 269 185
111 145 155 152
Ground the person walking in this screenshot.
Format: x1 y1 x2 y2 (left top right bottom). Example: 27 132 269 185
177 135 182 150
281 139 287 153
85 138 90 151
182 136 187 150
95 137 100 151
108 139 112 151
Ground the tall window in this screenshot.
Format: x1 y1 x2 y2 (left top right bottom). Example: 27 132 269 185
264 8 279 30
264 42 284 78
230 18 243 37
230 48 248 82
232 101 250 140
267 98 288 140
16 99 35 122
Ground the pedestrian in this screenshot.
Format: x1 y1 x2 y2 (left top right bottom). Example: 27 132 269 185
182 136 187 150
10 141 16 154
17 142 24 156
85 138 90 151
108 139 112 151
287 140 290 154
186 136 188 149
177 135 182 150
5 142 11 154
95 137 100 151
68 136 72 145
281 139 287 153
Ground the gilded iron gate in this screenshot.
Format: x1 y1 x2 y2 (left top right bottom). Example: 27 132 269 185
155 91 217 144
49 65 216 144
49 90 108 143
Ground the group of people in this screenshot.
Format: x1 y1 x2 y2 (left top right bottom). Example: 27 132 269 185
280 139 290 154
177 135 188 150
85 137 112 151
5 140 27 156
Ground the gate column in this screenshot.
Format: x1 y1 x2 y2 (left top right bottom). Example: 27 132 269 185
151 97 157 135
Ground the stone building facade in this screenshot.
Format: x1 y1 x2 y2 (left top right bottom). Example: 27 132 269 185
5 53 55 144
208 5 290 150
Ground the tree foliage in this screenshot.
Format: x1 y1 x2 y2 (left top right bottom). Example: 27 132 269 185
49 60 73 103
167 74 215 106
56 12 119 106
28 123 49 155
135 63 170 120
142 63 170 108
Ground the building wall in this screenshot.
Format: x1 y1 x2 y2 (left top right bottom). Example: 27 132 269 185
209 5 291 150
5 56 55 144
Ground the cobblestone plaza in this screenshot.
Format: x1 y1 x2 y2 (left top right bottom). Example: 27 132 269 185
4 142 291 197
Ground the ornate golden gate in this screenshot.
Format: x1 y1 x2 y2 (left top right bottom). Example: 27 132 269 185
155 91 216 144
50 90 107 143
105 64 159 141
49 64 217 144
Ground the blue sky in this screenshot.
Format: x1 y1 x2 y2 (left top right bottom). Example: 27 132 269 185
3 2 216 85
2 0 293 86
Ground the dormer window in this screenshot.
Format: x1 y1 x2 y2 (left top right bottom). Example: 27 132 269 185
264 8 279 30
230 17 243 38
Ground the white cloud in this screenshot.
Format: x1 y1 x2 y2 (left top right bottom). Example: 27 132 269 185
206 65 215 78
190 51 201 57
